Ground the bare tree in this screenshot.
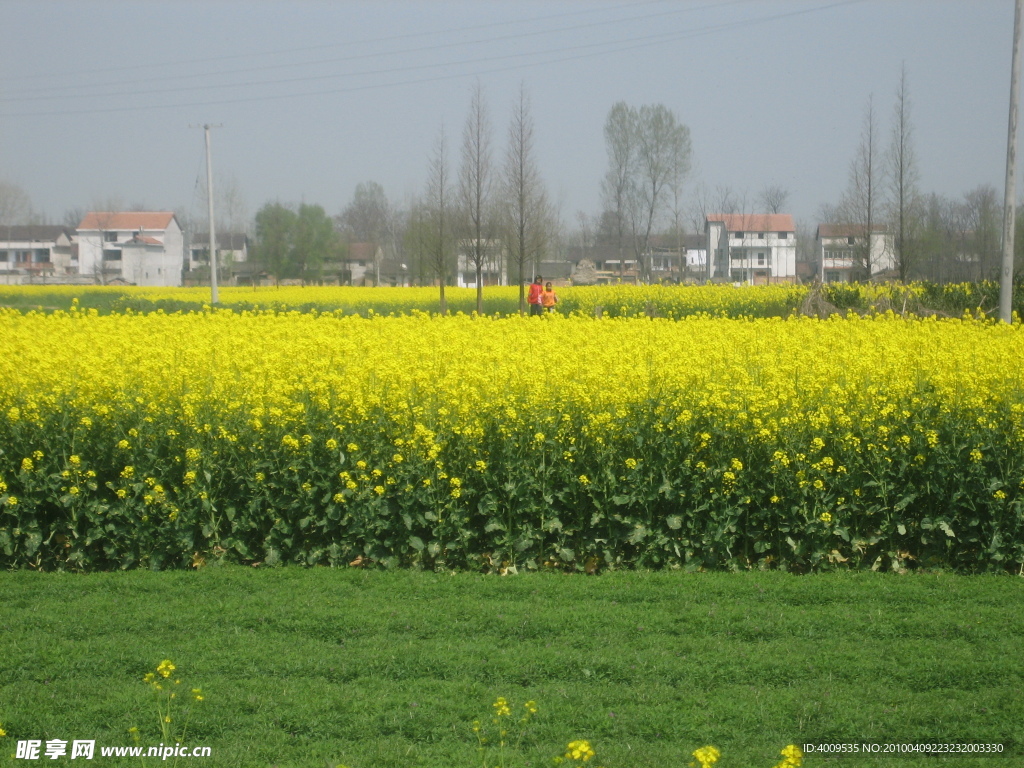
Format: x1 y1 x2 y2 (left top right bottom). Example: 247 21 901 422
338 181 391 284
459 81 496 313
600 102 638 278
759 184 790 214
424 126 453 315
503 84 551 313
0 181 34 228
629 104 691 282
841 96 882 279
886 63 921 282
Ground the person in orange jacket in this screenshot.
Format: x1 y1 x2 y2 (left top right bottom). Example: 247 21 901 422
540 281 558 313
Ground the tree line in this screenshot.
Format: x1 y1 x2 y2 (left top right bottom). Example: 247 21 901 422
3 67 1022 300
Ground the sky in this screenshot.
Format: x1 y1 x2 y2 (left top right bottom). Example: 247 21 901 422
0 0 1018 233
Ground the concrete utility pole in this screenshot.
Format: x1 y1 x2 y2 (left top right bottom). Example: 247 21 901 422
204 124 220 305
1000 0 1023 323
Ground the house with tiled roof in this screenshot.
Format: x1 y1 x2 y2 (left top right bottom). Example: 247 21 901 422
815 223 895 282
705 213 797 284
76 211 184 286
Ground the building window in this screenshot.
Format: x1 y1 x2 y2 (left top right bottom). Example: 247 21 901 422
757 253 765 265
778 232 788 239
734 231 744 239
103 249 120 261
758 232 765 239
104 231 117 242
847 237 855 245
0 251 7 262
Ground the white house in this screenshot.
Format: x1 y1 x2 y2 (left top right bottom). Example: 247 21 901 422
456 240 507 289
816 224 896 282
77 211 184 286
705 214 797 284
0 226 76 284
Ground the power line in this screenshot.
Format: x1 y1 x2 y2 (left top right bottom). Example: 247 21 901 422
0 0 864 118
3 0 681 86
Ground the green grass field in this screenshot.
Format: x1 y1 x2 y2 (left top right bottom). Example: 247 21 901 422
1 568 1021 767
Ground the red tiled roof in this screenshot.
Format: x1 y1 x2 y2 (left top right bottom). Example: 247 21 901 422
706 213 795 232
125 235 162 245
78 211 176 231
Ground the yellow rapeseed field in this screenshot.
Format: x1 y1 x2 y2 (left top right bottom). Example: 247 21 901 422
1 305 1023 571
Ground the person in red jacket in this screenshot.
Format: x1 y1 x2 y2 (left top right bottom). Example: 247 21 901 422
527 275 544 316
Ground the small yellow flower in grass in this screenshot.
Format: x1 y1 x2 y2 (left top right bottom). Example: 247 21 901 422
994 489 1007 500
524 700 538 714
475 460 487 472
326 438 338 450
970 448 983 463
191 688 203 702
0 724 6 737
69 455 81 467
156 659 176 679
691 745 720 767
578 474 590 485
819 511 833 523
347 443 359 452
492 697 511 717
565 739 595 762
117 439 130 450
625 458 637 470
773 744 803 768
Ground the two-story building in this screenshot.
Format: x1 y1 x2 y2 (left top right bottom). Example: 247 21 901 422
705 214 797 284
77 211 184 286
0 225 77 283
815 224 895 282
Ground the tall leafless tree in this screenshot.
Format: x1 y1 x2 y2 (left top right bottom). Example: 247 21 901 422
630 104 691 282
425 126 453 315
600 102 637 278
886 63 921 282
503 84 551 313
459 81 496 314
841 96 882 279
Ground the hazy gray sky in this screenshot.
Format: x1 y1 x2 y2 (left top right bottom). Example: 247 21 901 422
0 0 1017 231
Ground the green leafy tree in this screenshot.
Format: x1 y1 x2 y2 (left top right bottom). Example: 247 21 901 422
253 202 297 286
294 203 340 284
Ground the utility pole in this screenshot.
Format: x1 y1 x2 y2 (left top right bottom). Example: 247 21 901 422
1000 0 1023 323
204 124 219 305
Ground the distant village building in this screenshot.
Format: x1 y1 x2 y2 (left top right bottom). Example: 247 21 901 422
705 214 797 284
815 224 895 282
456 240 507 289
0 225 77 284
184 232 252 286
77 211 184 287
